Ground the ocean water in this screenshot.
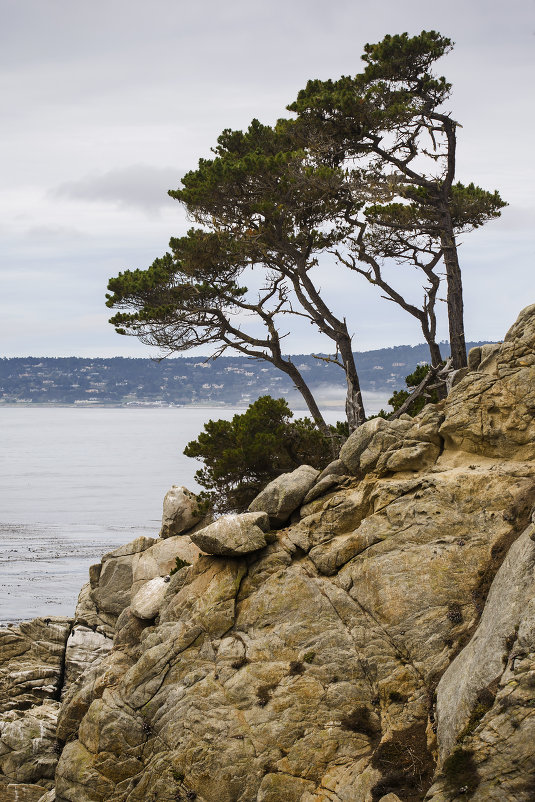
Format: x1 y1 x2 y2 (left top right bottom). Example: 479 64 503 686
0 395 390 625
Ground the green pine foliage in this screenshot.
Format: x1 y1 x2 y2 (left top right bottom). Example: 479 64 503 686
184 396 347 513
388 364 436 416
373 363 440 419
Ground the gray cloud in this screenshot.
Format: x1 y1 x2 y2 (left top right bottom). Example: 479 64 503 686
52 165 182 215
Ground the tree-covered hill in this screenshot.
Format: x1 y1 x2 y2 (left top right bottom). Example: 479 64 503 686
0 343 490 407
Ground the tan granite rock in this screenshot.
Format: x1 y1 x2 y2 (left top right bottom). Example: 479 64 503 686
52 451 535 801
0 619 70 798
62 625 112 696
425 515 535 801
88 533 202 628
440 302 535 460
0 702 59 787
249 465 320 525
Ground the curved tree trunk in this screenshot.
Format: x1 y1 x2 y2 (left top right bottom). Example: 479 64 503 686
287 262 366 432
280 359 331 435
281 359 338 458
420 318 443 368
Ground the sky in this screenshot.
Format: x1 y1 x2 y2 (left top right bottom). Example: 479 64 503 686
1 0 534 358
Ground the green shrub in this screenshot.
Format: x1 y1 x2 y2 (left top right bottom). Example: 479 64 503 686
184 396 345 513
169 557 191 576
374 363 443 419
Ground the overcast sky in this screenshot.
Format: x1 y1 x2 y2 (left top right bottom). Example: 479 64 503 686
1 0 533 358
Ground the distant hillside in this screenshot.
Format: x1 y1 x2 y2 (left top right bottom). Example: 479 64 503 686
0 343 493 407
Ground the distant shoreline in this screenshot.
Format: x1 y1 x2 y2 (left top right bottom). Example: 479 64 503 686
0 401 244 409
0 400 353 410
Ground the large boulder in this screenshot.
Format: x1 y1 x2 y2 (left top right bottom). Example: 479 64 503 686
130 577 169 620
248 465 319 525
434 516 535 759
190 512 270 556
0 702 59 790
0 618 72 714
340 408 444 478
339 416 390 474
427 516 535 801
160 485 203 538
88 534 202 629
440 302 535 459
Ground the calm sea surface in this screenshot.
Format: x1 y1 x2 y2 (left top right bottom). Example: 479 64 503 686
0 396 389 625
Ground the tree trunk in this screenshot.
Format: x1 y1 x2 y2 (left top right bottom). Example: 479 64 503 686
287 264 366 432
337 330 366 431
439 208 467 369
283 360 338 458
428 340 443 368
420 319 443 367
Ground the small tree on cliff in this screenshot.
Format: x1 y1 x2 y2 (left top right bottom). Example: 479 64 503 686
289 30 507 369
184 395 344 512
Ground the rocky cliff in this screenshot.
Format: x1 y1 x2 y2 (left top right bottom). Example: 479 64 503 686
1 305 534 802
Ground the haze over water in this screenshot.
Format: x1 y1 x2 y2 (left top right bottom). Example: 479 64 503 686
0 397 389 625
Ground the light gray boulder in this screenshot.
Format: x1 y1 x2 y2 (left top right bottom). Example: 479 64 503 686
89 534 201 626
37 791 56 802
62 625 112 696
130 577 169 620
317 458 346 481
248 465 319 525
339 417 390 475
190 512 270 556
160 485 202 538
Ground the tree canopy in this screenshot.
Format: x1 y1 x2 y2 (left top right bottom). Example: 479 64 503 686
289 30 507 369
